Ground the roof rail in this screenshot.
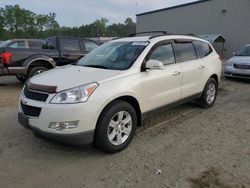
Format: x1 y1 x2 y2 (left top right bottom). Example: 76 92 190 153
128 31 168 37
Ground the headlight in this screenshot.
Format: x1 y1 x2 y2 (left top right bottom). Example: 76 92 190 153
50 83 98 104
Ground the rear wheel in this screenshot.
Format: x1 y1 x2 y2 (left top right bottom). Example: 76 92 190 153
94 100 137 153
28 66 48 78
198 78 218 108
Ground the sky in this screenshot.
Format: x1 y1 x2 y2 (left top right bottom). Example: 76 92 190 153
0 0 197 27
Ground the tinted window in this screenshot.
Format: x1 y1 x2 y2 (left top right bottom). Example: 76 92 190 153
29 41 42 49
8 41 26 48
174 42 197 62
84 40 98 52
42 38 56 49
193 41 212 58
149 43 175 66
61 38 81 51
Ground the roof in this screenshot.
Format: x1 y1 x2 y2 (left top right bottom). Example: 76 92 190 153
11 39 42 41
198 34 226 43
113 36 150 42
112 35 210 44
136 0 211 16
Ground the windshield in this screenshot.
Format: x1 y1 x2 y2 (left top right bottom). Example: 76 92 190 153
236 46 250 56
0 40 11 48
77 41 148 70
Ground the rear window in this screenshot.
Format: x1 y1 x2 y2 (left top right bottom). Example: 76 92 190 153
193 41 212 58
29 41 42 49
8 41 26 49
60 38 81 51
84 40 98 52
174 42 197 62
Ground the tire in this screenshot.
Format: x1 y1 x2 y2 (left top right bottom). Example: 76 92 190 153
199 78 218 108
28 66 48 78
16 75 27 83
94 100 137 153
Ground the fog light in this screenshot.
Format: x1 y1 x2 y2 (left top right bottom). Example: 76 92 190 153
49 121 79 131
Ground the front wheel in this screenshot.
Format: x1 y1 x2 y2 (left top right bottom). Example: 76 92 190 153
199 78 218 108
28 66 48 78
94 100 137 153
16 75 27 83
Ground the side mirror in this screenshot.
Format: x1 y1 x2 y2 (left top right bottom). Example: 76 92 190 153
146 59 164 70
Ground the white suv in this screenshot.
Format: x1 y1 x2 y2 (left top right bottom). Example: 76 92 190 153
18 32 222 153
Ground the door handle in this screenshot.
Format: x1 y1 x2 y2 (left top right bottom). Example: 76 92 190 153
199 65 205 69
173 71 181 76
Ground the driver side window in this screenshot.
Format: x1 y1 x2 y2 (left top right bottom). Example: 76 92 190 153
149 43 175 66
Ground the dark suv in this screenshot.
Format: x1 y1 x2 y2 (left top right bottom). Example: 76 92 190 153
0 36 98 82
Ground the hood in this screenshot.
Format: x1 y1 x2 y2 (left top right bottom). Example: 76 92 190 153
228 56 250 64
29 65 121 92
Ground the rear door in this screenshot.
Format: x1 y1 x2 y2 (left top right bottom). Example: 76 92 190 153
193 40 214 90
28 40 43 49
41 37 60 65
173 40 204 99
141 42 182 112
59 37 84 65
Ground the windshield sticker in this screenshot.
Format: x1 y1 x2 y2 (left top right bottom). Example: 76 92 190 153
132 42 149 46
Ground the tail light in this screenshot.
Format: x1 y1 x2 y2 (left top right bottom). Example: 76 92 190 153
1 52 12 64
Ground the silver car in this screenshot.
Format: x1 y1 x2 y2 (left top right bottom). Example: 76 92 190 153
225 44 250 79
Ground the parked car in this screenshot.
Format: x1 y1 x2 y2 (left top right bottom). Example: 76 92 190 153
0 37 98 82
0 39 43 49
225 44 250 79
18 32 222 153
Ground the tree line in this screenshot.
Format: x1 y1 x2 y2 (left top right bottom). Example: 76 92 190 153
0 5 136 40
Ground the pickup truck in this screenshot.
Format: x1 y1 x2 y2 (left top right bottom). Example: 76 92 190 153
0 36 98 82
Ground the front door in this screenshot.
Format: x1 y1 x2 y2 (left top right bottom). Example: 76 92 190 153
141 42 182 112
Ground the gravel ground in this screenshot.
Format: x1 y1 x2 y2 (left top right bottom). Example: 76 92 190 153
0 76 249 188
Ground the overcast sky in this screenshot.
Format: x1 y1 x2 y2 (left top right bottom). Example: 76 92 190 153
0 0 197 26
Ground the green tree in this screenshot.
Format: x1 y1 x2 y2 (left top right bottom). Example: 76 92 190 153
0 4 60 39
0 4 136 40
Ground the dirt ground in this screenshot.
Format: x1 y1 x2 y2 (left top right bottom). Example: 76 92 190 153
0 76 249 188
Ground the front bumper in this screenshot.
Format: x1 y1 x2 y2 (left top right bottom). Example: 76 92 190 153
18 88 104 145
224 66 250 79
18 112 95 145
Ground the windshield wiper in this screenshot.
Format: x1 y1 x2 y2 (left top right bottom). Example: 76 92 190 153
83 65 108 69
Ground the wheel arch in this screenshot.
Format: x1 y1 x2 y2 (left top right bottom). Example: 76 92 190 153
210 74 219 85
23 55 56 73
27 60 54 73
97 95 142 128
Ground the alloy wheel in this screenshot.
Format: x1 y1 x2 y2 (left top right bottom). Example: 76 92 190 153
206 83 216 104
107 111 132 146
34 69 46 75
